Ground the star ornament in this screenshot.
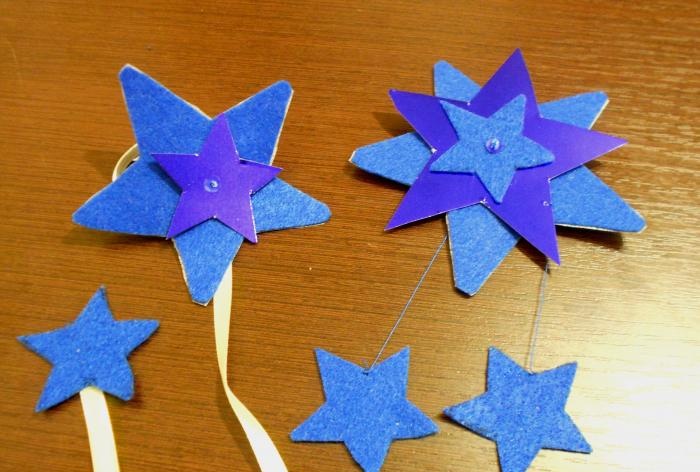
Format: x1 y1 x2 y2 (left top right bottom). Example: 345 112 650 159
351 49 645 296
152 116 281 241
73 66 331 305
444 348 591 472
18 287 158 412
291 348 437 472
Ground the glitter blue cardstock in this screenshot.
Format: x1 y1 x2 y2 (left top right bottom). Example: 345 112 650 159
350 61 644 295
73 66 331 305
18 287 159 412
291 348 437 472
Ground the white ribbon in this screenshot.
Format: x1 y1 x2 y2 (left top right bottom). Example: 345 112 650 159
79 386 120 472
213 265 288 471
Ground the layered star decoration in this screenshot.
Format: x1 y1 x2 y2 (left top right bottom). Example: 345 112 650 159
444 348 591 472
74 66 331 305
152 116 281 241
291 348 437 472
351 49 645 295
18 287 158 412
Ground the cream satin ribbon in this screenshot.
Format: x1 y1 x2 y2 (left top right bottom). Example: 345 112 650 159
213 265 288 471
79 387 120 472
112 146 287 471
70 150 141 472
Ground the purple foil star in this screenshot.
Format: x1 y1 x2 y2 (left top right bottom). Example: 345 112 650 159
153 116 281 242
386 50 626 263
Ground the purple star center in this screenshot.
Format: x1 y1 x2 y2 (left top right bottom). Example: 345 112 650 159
204 178 220 192
152 115 281 242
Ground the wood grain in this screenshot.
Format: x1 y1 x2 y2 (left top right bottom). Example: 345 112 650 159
1 1 698 471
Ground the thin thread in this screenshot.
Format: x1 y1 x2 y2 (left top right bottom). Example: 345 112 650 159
367 235 448 372
527 260 550 373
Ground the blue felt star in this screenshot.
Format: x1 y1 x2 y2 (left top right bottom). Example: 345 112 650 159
18 287 159 412
350 57 644 296
431 96 554 202
73 66 331 305
444 347 591 472
291 348 437 472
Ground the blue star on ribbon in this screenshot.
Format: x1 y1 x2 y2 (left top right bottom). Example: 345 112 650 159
73 66 331 305
351 54 645 296
291 348 437 472
444 347 591 472
18 287 158 412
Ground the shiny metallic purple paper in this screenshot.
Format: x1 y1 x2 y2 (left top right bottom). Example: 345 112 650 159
153 116 281 242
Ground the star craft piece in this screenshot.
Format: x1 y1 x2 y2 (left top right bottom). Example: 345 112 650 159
291 348 437 472
74 66 331 305
444 347 591 472
19 287 158 472
351 49 644 295
19 287 158 411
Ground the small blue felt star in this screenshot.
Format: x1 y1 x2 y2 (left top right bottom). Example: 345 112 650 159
444 347 591 472
430 95 554 202
73 66 331 305
18 287 158 412
291 348 437 472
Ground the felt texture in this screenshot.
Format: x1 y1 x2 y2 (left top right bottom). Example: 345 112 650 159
349 54 644 296
17 287 158 412
291 348 437 472
152 116 281 241
446 205 519 295
444 347 591 472
350 132 431 187
431 96 554 202
73 65 330 305
433 60 480 101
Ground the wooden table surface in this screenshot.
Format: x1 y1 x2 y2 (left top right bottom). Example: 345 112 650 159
1 1 698 471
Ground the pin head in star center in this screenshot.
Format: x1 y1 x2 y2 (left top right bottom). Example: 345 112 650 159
429 95 554 203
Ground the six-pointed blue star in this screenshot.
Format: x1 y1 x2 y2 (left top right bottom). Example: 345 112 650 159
73 66 331 305
18 287 159 412
351 53 645 296
444 347 591 472
291 348 437 472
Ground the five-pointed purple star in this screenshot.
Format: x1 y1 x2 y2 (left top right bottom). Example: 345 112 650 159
386 50 626 263
153 116 281 242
